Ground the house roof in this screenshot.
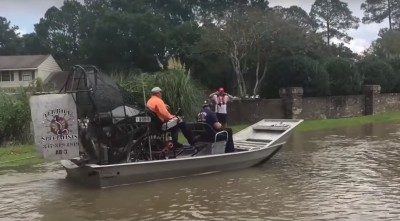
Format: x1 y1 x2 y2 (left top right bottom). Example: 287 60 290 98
0 55 51 70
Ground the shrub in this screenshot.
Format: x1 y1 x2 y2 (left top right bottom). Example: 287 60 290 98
0 88 32 146
112 58 206 120
387 57 400 92
358 57 397 92
264 55 330 97
325 57 362 95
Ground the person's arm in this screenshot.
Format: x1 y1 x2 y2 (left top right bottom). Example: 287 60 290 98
209 91 218 98
226 93 240 101
156 101 175 121
210 112 222 129
214 121 222 129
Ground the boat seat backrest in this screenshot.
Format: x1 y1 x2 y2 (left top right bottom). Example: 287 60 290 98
146 110 164 134
146 110 177 134
187 122 217 143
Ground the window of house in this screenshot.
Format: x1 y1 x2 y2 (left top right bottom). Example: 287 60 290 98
0 71 14 82
22 73 33 81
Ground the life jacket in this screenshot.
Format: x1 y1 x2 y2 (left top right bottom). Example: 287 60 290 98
216 94 228 106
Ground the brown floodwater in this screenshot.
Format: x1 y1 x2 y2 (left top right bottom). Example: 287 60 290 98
2 123 400 221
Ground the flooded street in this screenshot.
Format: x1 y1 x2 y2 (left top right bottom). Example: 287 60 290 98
2 123 400 220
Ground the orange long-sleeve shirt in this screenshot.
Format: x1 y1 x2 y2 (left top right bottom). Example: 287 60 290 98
146 95 175 122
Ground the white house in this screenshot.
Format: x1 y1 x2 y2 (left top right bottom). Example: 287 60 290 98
0 55 62 88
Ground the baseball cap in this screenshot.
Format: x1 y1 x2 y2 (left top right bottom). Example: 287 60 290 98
151 87 162 93
203 100 212 107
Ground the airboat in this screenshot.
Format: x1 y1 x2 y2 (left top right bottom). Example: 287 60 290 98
29 65 303 189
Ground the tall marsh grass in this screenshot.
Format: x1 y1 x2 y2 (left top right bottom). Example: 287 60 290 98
112 58 206 120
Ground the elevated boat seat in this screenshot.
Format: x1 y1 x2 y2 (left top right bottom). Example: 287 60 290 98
146 111 178 133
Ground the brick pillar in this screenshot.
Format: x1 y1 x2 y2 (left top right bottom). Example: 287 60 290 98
363 85 381 115
279 87 304 119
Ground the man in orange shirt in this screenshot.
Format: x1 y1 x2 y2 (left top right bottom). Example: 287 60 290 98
147 87 196 148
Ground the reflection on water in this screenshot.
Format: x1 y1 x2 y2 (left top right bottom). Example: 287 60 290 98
2 123 400 220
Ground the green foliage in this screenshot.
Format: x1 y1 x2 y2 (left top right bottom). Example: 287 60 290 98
28 77 55 93
0 79 53 146
386 57 400 91
372 30 400 58
188 53 233 91
265 55 330 97
361 0 400 30
387 57 400 73
325 57 362 95
1 1 395 99
310 0 360 45
34 1 85 69
196 7 274 97
272 5 318 32
0 16 21 55
0 89 32 146
113 58 206 120
358 56 397 92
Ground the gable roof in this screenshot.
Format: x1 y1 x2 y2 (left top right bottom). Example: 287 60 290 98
0 55 51 70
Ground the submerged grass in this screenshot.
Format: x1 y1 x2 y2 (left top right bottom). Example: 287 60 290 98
3 112 400 168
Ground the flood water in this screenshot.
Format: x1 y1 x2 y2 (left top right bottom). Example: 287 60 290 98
2 123 400 221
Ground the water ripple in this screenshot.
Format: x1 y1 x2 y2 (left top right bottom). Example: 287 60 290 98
2 124 400 220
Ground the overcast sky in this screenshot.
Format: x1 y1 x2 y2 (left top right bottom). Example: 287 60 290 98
0 0 388 54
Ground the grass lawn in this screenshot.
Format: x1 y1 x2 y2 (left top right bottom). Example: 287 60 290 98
3 112 400 169
296 112 400 132
0 145 45 169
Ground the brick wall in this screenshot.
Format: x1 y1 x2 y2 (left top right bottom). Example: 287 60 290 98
227 85 400 122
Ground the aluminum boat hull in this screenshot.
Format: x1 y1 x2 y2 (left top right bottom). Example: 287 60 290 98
61 119 303 188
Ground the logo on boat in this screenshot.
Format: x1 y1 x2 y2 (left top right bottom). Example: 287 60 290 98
41 109 78 141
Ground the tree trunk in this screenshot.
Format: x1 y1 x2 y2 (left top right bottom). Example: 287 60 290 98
240 71 247 96
388 0 392 30
254 61 268 96
235 67 244 96
327 21 330 46
253 60 260 96
230 42 247 97
230 56 244 96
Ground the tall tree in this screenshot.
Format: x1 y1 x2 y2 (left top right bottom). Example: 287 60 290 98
77 0 203 71
35 0 85 69
368 28 400 58
310 0 360 45
361 0 400 30
20 33 50 55
273 6 318 33
196 8 271 96
0 16 21 55
193 0 269 26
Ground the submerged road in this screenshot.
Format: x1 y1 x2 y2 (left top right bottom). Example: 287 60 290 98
2 122 400 220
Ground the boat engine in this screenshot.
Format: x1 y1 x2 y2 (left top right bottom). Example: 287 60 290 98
59 65 156 164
